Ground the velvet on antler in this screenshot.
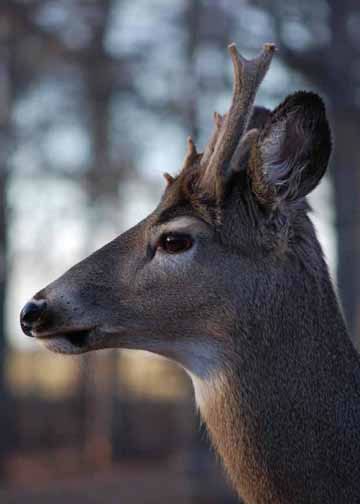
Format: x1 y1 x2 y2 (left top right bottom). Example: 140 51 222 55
196 43 276 199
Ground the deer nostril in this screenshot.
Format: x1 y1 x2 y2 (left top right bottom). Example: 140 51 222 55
20 299 47 336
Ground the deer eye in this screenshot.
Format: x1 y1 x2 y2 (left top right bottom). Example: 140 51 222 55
158 233 193 254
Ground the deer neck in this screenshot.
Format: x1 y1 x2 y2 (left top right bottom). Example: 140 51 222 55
188 280 360 504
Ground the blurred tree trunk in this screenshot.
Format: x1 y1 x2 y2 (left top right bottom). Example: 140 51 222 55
184 0 201 141
0 5 16 479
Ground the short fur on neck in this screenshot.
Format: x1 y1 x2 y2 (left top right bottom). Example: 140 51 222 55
188 240 360 503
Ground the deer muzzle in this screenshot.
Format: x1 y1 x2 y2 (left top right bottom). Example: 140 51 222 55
20 290 98 353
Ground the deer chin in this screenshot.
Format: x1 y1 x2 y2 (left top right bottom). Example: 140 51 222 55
33 327 97 355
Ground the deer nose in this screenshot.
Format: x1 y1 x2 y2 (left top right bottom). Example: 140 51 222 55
20 299 48 337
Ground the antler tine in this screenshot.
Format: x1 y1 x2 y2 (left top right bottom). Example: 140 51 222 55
201 43 276 196
201 112 225 167
181 136 199 172
163 172 175 186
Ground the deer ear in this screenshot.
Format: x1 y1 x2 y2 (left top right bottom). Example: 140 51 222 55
248 91 332 207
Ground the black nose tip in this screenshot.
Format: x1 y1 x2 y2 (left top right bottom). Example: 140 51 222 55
20 299 47 336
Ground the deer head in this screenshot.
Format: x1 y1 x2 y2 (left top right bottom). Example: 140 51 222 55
20 41 331 371
20 43 338 501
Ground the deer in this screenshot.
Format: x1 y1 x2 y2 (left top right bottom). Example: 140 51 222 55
20 42 360 503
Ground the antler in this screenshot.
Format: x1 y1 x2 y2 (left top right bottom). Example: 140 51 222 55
181 136 199 171
200 43 276 197
201 112 225 167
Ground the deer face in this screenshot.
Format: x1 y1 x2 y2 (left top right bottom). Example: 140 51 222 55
19 191 239 374
20 44 331 378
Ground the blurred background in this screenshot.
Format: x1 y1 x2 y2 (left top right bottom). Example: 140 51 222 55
0 0 358 502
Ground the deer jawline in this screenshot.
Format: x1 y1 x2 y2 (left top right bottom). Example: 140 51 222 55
36 328 94 354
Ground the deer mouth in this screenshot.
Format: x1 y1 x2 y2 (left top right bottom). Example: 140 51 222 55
33 327 96 354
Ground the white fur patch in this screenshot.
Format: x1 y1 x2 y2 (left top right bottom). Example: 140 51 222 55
187 370 229 413
176 341 227 412
187 372 210 410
